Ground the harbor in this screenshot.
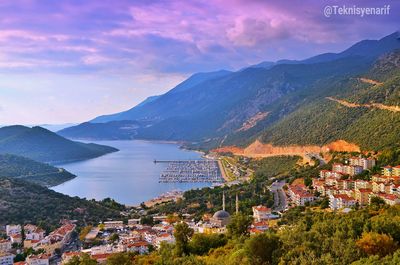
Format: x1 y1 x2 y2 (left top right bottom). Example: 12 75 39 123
159 160 224 183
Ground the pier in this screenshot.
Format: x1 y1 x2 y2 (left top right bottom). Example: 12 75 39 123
158 160 224 183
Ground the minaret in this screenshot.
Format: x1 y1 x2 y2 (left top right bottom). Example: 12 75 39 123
235 193 239 214
222 191 226 211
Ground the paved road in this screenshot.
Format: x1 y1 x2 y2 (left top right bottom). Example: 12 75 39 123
269 180 287 212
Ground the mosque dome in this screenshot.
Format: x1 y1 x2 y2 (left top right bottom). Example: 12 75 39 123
213 210 230 220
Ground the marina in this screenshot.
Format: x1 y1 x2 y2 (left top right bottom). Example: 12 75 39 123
159 160 224 183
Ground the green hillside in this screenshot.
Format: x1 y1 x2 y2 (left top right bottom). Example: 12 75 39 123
258 51 400 151
0 177 121 228
0 154 76 187
0 125 118 163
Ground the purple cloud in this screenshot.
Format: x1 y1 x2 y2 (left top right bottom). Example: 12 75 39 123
0 0 398 124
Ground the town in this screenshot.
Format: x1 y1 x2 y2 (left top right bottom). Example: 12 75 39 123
2 155 400 265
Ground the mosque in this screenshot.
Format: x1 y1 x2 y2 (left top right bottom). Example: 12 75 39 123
210 192 239 227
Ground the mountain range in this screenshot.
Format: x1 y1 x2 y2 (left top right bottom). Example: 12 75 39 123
0 125 118 163
59 31 400 152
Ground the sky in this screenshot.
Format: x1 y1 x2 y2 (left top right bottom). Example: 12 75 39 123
0 0 399 125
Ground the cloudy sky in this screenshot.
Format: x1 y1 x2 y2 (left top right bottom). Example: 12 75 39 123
0 0 399 125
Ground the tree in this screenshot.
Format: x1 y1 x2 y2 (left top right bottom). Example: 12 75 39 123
109 233 119 243
140 216 154 225
189 233 227 255
174 222 194 257
79 226 92 241
227 213 253 238
106 252 135 265
370 196 386 210
356 232 397 257
245 232 282 265
320 197 329 209
65 254 97 265
304 176 312 188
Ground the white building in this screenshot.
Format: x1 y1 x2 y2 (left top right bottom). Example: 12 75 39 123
103 221 124 230
349 157 376 170
252 205 272 222
329 194 357 210
0 240 11 253
26 254 50 265
0 252 14 265
127 241 149 254
24 225 45 241
6 224 21 236
154 233 175 248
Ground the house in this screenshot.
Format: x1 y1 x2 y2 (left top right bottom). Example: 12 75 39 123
372 175 388 183
0 239 11 253
355 188 372 205
103 221 124 230
26 254 50 265
319 170 342 179
10 234 22 244
382 166 393 177
252 205 272 222
0 252 14 265
349 157 376 170
91 253 112 264
61 252 81 264
90 244 125 255
252 221 268 232
372 181 386 193
354 180 372 190
342 179 355 190
127 241 149 254
154 233 175 248
377 193 400 206
34 223 75 255
5 225 21 236
332 163 363 176
393 165 400 177
329 194 357 210
127 219 140 227
24 225 45 241
288 185 315 206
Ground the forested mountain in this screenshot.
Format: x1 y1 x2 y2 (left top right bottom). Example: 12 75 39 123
0 125 118 163
0 177 121 228
59 32 400 151
0 154 75 187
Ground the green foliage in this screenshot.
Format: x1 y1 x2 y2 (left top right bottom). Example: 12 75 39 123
0 177 120 227
251 156 300 181
101 198 126 211
244 231 282 265
109 233 120 242
189 234 227 256
106 252 135 265
227 213 253 238
259 63 400 151
64 253 97 265
140 216 154 226
0 154 75 187
174 222 194 257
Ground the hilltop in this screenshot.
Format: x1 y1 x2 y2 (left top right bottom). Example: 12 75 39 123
0 125 118 163
0 154 76 187
0 177 121 227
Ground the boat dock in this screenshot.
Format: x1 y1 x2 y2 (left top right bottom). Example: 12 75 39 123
158 160 224 183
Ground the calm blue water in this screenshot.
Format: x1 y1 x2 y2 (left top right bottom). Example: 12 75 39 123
51 140 211 205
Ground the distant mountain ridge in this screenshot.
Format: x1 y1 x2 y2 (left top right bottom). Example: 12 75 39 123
0 125 118 163
59 31 400 151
